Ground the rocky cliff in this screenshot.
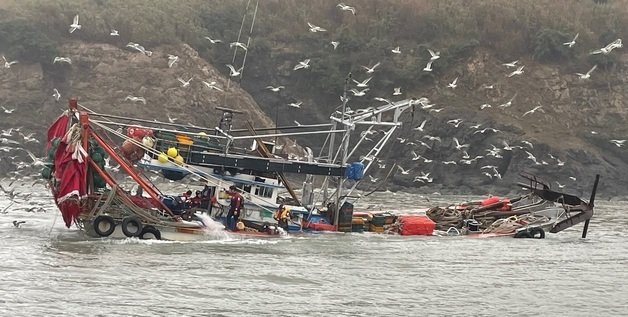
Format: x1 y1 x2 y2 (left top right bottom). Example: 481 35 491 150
0 42 278 176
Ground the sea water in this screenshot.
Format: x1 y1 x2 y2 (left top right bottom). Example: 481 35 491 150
0 184 627 316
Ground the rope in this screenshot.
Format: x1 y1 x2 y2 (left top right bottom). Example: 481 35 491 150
483 214 550 234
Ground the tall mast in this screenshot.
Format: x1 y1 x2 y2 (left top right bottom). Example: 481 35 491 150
334 73 352 227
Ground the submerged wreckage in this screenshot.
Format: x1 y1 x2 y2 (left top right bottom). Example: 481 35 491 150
42 98 598 240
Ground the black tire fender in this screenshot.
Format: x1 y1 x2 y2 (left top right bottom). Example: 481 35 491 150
529 227 546 239
121 216 144 237
139 225 162 240
514 229 533 239
93 215 116 237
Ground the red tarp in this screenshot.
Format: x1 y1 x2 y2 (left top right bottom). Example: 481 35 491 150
47 113 87 227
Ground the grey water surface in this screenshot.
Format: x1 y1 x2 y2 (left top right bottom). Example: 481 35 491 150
1 186 627 317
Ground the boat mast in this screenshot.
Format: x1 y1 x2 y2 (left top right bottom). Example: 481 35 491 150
334 73 352 227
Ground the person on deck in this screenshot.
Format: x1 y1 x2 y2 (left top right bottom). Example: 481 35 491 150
226 186 243 231
273 204 290 231
190 191 202 208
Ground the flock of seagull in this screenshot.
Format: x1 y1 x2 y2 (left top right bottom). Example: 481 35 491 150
0 3 626 196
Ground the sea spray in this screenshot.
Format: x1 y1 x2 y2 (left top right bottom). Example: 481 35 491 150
196 213 230 240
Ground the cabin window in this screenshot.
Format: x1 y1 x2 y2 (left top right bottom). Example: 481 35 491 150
255 186 273 198
235 183 251 193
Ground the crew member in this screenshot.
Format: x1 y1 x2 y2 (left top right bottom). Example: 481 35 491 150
226 186 243 231
273 204 290 231
190 191 202 208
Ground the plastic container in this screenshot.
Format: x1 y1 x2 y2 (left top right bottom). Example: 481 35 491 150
397 215 435 236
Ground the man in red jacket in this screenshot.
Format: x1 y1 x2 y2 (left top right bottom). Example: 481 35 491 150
226 186 243 231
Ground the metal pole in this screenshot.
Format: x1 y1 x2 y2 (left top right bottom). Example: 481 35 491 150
334 73 351 228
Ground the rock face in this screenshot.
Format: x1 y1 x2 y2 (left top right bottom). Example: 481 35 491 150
241 48 628 198
0 42 278 175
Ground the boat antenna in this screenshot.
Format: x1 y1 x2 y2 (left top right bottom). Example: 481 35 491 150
333 72 352 227
223 0 259 105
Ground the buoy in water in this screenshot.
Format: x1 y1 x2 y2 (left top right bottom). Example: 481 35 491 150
157 152 168 163
167 147 178 158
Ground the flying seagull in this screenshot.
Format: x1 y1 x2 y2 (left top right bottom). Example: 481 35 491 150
293 59 311 71
610 139 626 147
423 60 434 72
177 77 193 87
202 81 223 91
69 14 81 33
563 33 579 48
507 65 525 77
307 22 327 33
447 77 458 89
125 95 146 104
266 85 285 92
393 87 402 95
226 64 243 77
167 54 179 68
336 3 356 15
502 60 519 68
2 56 18 68
361 62 381 74
229 41 248 51
204 36 222 44
352 76 372 88
110 29 119 36
575 65 597 80
522 105 544 117
53 57 72 64
288 101 302 109
330 41 340 50
427 49 440 61
52 88 61 101
391 46 401 54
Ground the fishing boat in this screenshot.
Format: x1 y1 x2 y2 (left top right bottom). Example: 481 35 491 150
43 90 433 240
427 173 600 239
42 94 597 241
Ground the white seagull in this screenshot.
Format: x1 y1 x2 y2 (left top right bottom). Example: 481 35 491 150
397 166 412 175
453 137 470 150
575 65 597 80
202 81 223 91
427 49 440 61
124 95 146 104
413 119 427 132
53 57 72 64
393 87 402 96
391 46 401 54
226 64 243 77
507 65 525 77
337 3 356 15
204 36 222 44
502 60 519 68
229 42 248 51
69 14 81 33
110 29 119 36
294 59 311 71
266 85 285 92
2 56 18 68
288 101 302 109
52 88 61 101
522 105 544 117
609 139 626 147
368 175 379 183
352 76 372 88
447 77 458 89
177 77 193 87
330 41 340 50
350 88 369 97
307 22 327 33
167 54 179 68
563 33 579 48
361 62 381 74
2 106 15 114
423 60 434 72
447 118 463 128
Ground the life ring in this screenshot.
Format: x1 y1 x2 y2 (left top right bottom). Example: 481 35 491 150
121 216 144 237
93 215 116 237
514 229 533 238
139 225 161 240
529 227 545 239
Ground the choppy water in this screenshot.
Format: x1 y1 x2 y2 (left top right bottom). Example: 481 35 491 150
1 185 627 316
